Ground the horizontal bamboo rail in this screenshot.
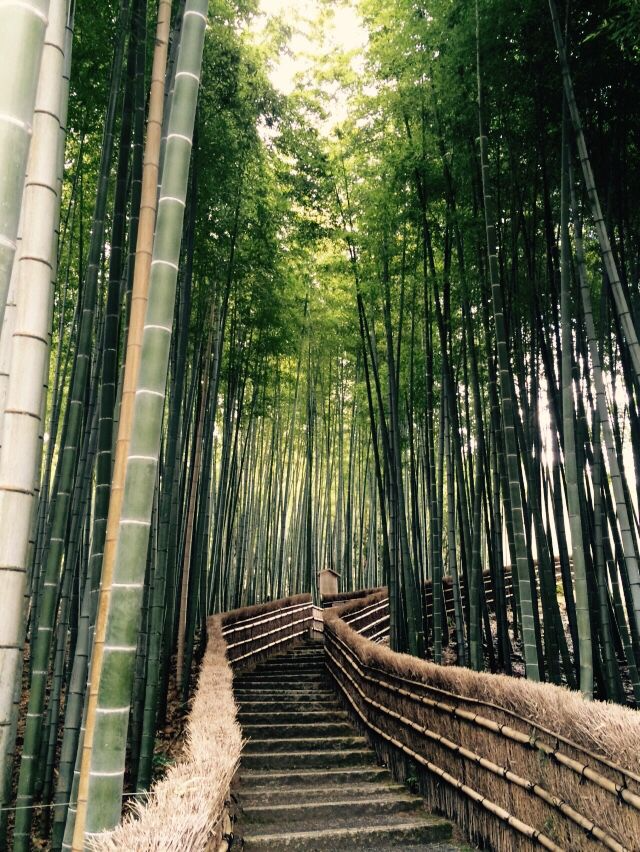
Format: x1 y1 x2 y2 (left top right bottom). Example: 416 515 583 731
326 638 564 851
324 592 640 851
362 646 640 791
221 594 316 666
342 600 389 627
327 633 631 851
323 565 564 627
222 601 311 634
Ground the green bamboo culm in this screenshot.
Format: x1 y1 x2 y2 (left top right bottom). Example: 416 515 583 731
569 160 640 701
548 0 640 641
0 0 66 835
475 0 540 680
559 106 592 699
79 0 208 840
12 3 129 844
0 0 50 332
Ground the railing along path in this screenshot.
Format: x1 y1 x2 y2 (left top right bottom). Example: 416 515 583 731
325 590 640 852
92 588 640 851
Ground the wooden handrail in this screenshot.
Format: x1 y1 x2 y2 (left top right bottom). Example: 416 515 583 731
329 594 640 790
222 596 317 667
325 636 563 851
327 626 640 812
326 629 631 851
230 624 311 664
343 600 389 625
226 611 313 652
222 601 312 635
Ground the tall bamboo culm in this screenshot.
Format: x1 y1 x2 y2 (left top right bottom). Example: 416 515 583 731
548 0 640 637
0 0 68 834
560 111 592 698
0 0 50 330
63 0 172 845
72 0 207 844
475 0 540 680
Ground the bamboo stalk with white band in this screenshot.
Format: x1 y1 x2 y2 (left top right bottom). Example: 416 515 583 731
0 0 68 834
0 0 50 331
72 1 208 844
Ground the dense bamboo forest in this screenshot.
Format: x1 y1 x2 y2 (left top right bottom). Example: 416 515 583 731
0 0 639 847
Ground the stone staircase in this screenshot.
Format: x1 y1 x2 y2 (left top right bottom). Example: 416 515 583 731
233 640 458 850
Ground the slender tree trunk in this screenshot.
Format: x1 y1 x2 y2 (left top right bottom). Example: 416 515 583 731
69 0 174 843
560 107 592 697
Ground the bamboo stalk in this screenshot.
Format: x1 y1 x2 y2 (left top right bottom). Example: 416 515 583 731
67 0 172 845
73 1 207 842
0 0 68 832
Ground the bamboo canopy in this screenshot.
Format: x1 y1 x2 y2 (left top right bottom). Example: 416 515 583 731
0 0 639 848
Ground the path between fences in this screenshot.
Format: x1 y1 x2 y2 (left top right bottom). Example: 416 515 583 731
231 638 462 850
94 592 640 851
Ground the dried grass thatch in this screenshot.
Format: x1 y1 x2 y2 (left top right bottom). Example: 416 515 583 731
322 586 384 605
333 590 388 619
89 617 242 852
220 593 311 629
325 596 640 851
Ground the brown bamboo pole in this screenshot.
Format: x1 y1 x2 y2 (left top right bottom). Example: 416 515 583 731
329 626 640 813
70 2 172 848
328 606 640 789
325 639 563 851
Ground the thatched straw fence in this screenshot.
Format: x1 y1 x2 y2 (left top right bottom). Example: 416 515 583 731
90 594 316 851
220 592 318 668
322 586 385 606
325 592 640 852
321 567 523 628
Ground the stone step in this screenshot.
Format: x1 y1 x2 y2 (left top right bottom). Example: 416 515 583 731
242 814 452 850
254 655 325 663
238 766 394 789
240 781 407 805
234 676 329 687
233 668 327 684
236 684 330 695
243 735 367 754
252 659 326 669
242 721 354 738
371 845 464 851
236 699 340 713
234 682 332 692
242 792 424 823
256 652 325 661
238 709 348 725
275 649 324 658
241 748 376 770
235 690 336 701
243 656 324 664
233 678 335 695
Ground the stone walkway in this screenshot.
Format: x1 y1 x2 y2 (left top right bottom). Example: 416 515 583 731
232 641 466 850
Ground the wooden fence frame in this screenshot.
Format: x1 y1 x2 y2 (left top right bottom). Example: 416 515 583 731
324 592 640 852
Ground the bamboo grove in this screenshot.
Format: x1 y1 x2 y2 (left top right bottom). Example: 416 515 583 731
0 0 639 847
